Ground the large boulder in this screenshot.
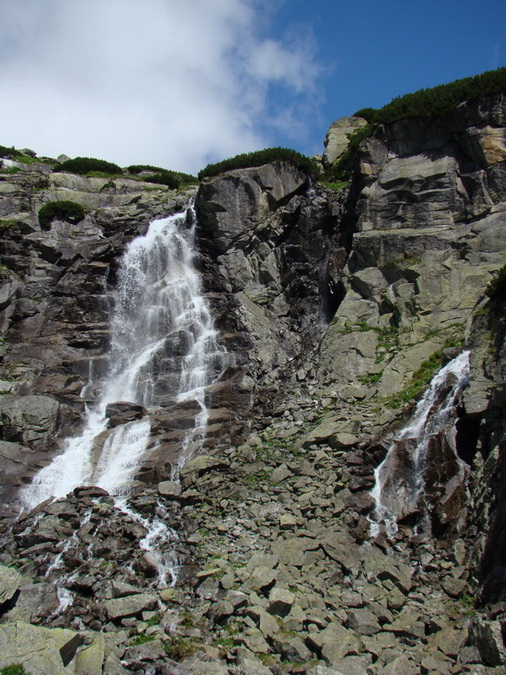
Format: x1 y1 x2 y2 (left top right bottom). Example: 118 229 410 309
0 621 103 674
322 116 368 166
1 395 60 446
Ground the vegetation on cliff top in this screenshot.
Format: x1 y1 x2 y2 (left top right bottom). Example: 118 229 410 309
126 165 198 189
354 67 506 124
54 156 123 176
0 145 24 160
325 68 506 182
198 147 319 180
49 157 198 189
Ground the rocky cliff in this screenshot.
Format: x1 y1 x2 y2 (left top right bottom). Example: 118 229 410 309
0 91 504 673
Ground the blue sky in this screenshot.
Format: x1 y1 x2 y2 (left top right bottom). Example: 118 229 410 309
0 0 504 173
267 0 506 156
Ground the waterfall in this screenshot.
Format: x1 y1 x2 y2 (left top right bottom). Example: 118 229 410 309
21 204 225 510
370 350 470 537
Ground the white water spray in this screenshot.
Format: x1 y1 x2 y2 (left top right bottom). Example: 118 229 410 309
21 205 225 510
370 350 470 537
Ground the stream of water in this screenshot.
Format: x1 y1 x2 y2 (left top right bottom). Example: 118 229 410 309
21 204 225 510
369 350 470 537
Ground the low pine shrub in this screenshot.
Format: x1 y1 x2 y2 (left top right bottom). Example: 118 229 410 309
0 145 23 160
38 201 85 229
354 67 506 124
127 164 167 174
127 165 198 189
198 147 319 180
55 156 122 176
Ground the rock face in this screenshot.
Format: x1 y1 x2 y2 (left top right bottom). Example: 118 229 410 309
196 161 349 395
0 92 505 672
322 115 368 166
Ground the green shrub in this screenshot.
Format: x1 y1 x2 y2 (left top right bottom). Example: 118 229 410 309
198 147 319 180
486 264 506 302
127 164 167 174
55 156 122 176
354 67 506 124
0 145 23 160
38 201 85 229
142 173 179 188
0 666 28 675
127 164 198 189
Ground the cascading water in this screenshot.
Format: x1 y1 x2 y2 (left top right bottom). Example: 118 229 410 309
21 203 226 510
369 350 470 538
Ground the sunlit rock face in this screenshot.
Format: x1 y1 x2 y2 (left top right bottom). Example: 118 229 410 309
196 161 350 391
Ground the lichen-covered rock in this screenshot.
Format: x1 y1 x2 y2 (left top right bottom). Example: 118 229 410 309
0 621 99 674
322 115 368 166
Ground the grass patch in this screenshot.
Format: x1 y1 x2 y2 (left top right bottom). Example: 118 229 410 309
319 180 348 192
130 634 155 646
359 372 382 385
244 471 270 485
146 612 162 627
384 337 465 409
14 155 38 165
163 636 200 660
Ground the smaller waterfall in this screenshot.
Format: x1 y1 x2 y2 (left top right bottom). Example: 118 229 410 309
116 499 180 587
370 350 470 537
21 204 226 511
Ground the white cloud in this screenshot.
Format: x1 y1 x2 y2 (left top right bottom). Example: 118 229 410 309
0 0 322 173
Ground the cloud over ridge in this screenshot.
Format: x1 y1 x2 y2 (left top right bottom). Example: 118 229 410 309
0 0 321 173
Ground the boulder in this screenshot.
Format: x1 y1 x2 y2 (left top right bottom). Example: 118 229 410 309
179 454 229 488
196 163 308 255
3 582 58 623
104 592 158 620
322 116 368 166
0 564 22 604
0 621 98 674
267 588 295 617
105 401 147 428
467 618 506 667
1 395 60 445
157 480 181 498
306 622 363 664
